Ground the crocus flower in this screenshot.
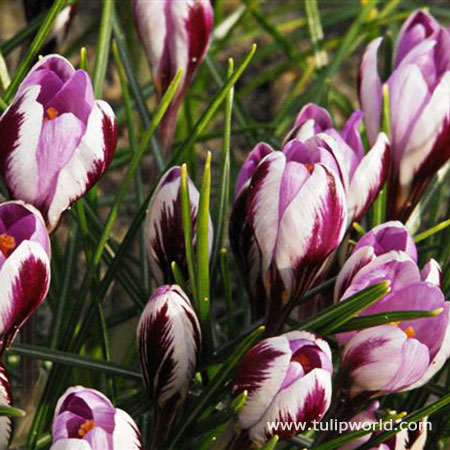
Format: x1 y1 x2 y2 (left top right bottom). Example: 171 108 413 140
0 364 12 450
337 222 450 395
359 10 450 221
284 103 390 223
230 144 347 332
0 55 117 232
232 331 333 446
145 166 213 285
0 201 51 355
51 386 142 449
137 285 201 444
133 0 213 150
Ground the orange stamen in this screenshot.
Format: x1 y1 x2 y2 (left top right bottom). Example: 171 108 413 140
389 321 401 326
305 163 314 173
78 420 95 437
46 106 59 120
292 353 312 373
403 326 415 339
0 233 16 257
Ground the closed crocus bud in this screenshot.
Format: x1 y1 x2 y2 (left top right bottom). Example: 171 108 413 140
337 223 450 395
230 146 347 332
51 386 142 449
284 103 390 222
0 365 12 450
359 10 450 221
137 285 201 445
133 0 213 150
145 166 213 285
0 201 51 354
232 331 333 446
0 55 117 232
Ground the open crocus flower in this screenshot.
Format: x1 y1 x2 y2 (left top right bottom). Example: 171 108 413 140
133 0 213 150
337 222 450 395
51 386 142 450
0 201 51 355
137 285 201 445
0 364 12 450
230 143 347 332
359 10 450 221
145 166 213 285
0 55 117 232
232 331 333 446
284 103 390 223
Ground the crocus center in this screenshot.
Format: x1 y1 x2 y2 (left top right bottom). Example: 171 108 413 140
0 233 16 257
78 420 95 438
305 163 314 173
45 106 59 121
292 353 312 373
390 321 415 338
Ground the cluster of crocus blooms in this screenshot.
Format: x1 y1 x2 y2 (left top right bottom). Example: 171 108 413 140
230 140 348 332
232 331 333 446
137 285 201 446
133 0 214 150
50 386 142 449
145 166 213 285
360 9 450 221
0 201 51 355
0 54 117 232
337 222 450 396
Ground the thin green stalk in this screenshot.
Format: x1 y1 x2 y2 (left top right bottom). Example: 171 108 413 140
0 49 11 91
4 0 66 102
92 0 114 97
220 249 234 337
196 152 214 354
303 0 328 68
414 218 450 243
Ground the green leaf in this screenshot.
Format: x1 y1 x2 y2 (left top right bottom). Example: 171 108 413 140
220 248 235 337
197 152 214 354
261 435 279 450
304 0 328 68
4 0 66 102
92 0 114 97
0 405 26 418
332 308 443 333
231 390 248 413
171 261 188 293
414 218 450 243
0 49 11 91
166 326 265 450
296 281 391 334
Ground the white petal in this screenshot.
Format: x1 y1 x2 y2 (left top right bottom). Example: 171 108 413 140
421 259 442 286
0 366 11 450
112 409 142 449
50 439 92 450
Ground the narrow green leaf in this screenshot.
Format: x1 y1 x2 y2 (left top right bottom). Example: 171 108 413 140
304 0 328 68
166 326 265 450
180 163 198 303
220 248 235 337
231 390 248 413
297 281 391 333
332 308 443 333
0 49 11 91
4 0 66 102
0 405 26 418
414 218 450 243
92 0 114 97
261 435 279 450
79 47 89 72
171 261 188 293
353 222 366 237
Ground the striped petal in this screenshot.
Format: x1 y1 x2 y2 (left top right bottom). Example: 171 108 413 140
137 285 201 406
421 259 442 286
0 240 50 353
112 409 143 450
0 365 11 450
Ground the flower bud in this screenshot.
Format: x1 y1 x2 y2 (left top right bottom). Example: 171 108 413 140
359 10 450 221
133 0 213 150
137 285 201 443
51 386 142 449
0 55 117 232
0 201 51 354
232 331 333 446
145 166 213 285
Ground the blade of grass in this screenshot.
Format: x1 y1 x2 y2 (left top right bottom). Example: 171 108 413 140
414 218 450 244
4 0 66 102
0 405 26 418
197 152 214 354
0 49 11 91
303 0 328 68
220 249 234 337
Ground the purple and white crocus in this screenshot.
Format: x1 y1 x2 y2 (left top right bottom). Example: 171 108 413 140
230 142 347 332
0 364 12 450
51 386 142 449
359 10 450 221
137 285 201 445
0 55 117 232
232 331 333 446
145 166 213 285
284 103 390 223
0 201 51 355
133 0 213 150
337 222 450 396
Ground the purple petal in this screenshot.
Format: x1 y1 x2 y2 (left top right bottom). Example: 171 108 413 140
85 427 112 450
340 109 364 159
50 439 92 450
359 37 383 146
421 259 442 286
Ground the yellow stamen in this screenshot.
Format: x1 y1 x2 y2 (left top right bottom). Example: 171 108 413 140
78 420 95 438
389 321 401 326
305 163 314 174
46 106 59 120
404 326 415 339
293 353 312 373
0 233 16 257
